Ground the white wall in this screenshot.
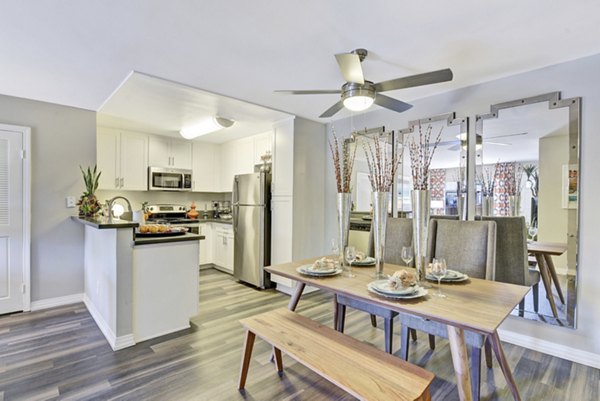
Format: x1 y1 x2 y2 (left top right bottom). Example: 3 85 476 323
538 135 569 269
326 53 600 363
0 94 96 302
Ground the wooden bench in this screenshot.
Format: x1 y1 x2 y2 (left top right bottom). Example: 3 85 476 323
238 308 434 401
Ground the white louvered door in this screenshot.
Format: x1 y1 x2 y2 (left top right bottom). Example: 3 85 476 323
0 128 24 314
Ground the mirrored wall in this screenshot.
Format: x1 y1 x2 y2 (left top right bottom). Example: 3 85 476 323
475 92 580 328
397 113 468 218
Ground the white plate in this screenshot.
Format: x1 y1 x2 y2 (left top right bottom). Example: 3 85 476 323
296 264 342 277
369 279 418 296
367 283 428 299
352 257 376 267
426 269 469 282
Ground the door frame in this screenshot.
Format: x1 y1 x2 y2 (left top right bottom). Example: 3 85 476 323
0 123 31 312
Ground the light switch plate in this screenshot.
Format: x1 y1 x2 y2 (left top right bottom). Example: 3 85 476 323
66 196 76 208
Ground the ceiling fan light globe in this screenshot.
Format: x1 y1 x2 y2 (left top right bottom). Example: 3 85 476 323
343 95 375 112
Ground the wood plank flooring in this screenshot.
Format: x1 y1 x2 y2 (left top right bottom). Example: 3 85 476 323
0 268 598 401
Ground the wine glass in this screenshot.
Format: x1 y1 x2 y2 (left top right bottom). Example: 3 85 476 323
401 246 414 267
431 258 447 298
528 225 538 241
331 238 340 269
345 246 357 278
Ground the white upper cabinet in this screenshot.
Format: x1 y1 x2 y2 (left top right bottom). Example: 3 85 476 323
272 119 294 196
192 142 220 192
148 136 192 169
253 131 273 165
219 141 236 192
97 128 148 191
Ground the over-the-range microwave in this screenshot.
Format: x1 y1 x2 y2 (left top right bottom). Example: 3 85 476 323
148 167 192 191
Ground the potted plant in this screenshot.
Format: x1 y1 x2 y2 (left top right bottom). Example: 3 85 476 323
77 165 102 217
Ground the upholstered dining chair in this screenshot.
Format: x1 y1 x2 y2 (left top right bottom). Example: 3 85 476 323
399 218 497 401
478 216 540 315
334 217 413 354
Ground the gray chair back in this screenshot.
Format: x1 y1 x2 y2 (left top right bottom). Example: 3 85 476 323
428 219 497 280
367 217 413 265
477 216 531 286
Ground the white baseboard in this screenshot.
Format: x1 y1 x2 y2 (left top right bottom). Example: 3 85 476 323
134 324 191 343
498 328 600 369
83 294 136 351
30 293 83 311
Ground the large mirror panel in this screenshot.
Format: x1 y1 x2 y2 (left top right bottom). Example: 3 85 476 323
475 92 580 328
398 113 468 218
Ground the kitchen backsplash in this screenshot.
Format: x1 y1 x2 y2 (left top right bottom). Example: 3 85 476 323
96 190 231 211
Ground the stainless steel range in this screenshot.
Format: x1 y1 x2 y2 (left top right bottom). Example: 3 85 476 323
146 204 200 232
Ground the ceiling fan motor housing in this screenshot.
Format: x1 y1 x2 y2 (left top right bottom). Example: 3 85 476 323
341 81 376 102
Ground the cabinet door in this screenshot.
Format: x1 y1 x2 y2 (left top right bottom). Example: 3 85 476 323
236 138 255 175
97 130 120 190
170 139 192 169
199 223 212 265
272 119 294 196
120 132 148 191
253 132 273 165
192 142 217 192
148 136 171 167
224 228 234 271
220 142 236 192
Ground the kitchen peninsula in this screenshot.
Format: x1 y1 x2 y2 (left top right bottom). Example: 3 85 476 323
73 216 204 350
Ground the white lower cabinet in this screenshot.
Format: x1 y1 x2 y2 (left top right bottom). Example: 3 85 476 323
213 223 234 274
198 223 213 266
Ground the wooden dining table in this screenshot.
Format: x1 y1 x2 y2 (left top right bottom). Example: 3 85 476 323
266 258 530 401
527 241 568 318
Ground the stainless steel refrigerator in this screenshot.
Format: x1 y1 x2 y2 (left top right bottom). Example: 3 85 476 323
232 172 272 289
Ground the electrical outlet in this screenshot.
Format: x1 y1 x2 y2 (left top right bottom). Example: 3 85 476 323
66 196 76 208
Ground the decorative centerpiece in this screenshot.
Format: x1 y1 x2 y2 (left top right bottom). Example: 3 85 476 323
77 165 102 217
407 124 442 284
328 128 356 267
523 164 538 228
362 131 401 279
478 165 496 216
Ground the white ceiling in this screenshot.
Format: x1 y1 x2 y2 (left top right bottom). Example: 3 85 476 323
2 1 600 126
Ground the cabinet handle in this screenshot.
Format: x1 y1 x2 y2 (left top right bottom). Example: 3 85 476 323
120 177 124 187
115 178 119 188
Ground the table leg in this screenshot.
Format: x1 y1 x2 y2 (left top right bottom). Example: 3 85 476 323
489 331 522 401
544 254 565 304
447 326 472 401
288 282 306 311
535 253 559 318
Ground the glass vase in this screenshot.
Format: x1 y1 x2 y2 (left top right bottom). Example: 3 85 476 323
372 191 389 279
482 195 492 216
509 195 521 216
336 193 352 266
411 189 431 285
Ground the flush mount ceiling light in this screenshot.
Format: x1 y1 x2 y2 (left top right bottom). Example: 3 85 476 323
180 117 235 139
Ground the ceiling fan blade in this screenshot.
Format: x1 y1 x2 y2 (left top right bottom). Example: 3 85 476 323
485 141 511 146
374 68 453 92
436 139 460 147
373 94 412 113
274 89 340 95
448 143 461 151
319 101 345 118
335 53 364 84
486 132 527 140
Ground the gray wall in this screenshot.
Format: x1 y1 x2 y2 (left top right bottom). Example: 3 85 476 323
0 94 96 302
326 53 600 358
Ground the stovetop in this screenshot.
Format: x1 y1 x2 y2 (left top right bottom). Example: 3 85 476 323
146 217 199 225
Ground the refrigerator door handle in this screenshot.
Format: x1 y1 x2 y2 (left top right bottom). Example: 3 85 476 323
233 176 239 232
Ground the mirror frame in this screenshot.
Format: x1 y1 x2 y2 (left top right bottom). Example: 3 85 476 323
397 112 469 217
473 91 581 327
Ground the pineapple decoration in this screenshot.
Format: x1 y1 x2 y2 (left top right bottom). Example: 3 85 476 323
77 165 102 217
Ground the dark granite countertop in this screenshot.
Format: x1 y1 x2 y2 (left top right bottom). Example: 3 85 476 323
71 216 139 229
134 233 205 246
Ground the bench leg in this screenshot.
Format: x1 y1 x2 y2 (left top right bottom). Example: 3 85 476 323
428 334 436 350
273 347 283 376
410 328 417 341
370 314 378 327
238 330 256 391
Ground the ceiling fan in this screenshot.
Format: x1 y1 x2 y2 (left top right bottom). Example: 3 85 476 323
441 132 527 151
275 48 453 118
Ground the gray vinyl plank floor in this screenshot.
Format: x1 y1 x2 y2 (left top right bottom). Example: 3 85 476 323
0 268 597 400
